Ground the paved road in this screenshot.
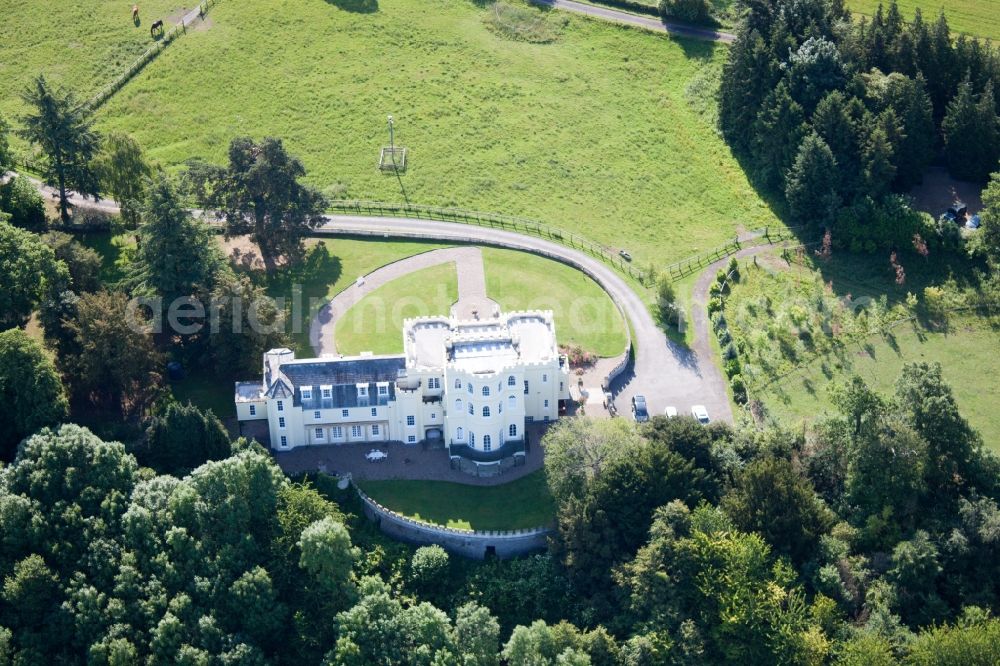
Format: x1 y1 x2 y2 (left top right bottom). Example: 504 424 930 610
14 173 734 423
531 0 736 43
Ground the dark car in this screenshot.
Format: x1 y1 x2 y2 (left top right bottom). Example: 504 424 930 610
631 395 649 423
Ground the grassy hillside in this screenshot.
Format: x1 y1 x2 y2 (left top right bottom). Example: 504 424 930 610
0 0 188 119
847 0 1000 42
96 0 779 265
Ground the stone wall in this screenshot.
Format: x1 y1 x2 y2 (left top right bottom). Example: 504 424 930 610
356 486 550 559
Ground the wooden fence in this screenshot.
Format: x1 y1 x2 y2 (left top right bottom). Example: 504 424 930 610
87 0 220 110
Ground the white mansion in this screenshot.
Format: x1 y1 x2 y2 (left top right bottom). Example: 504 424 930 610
235 311 570 459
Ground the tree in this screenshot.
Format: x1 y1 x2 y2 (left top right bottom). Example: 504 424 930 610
542 417 643 505
0 220 67 329
0 113 11 172
978 170 1000 263
865 72 935 189
812 91 864 199
18 75 101 222
409 545 450 602
42 231 101 293
62 290 163 419
202 137 327 273
132 172 221 306
659 0 710 24
0 329 68 460
140 401 232 474
942 79 1000 182
752 82 807 191
95 131 150 230
888 530 945 625
719 30 778 152
0 175 46 232
862 117 897 198
785 133 841 227
455 603 501 666
207 273 287 377
298 517 359 592
786 37 847 115
721 457 835 566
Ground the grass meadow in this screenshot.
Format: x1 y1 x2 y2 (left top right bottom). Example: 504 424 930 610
94 0 779 265
846 0 1000 42
359 470 556 530
759 316 1000 450
0 0 188 123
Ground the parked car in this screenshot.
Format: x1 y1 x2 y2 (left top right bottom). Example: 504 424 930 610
691 405 710 424
619 249 632 262
631 395 649 422
664 406 678 418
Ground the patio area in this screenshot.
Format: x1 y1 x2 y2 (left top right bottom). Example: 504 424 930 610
273 423 548 486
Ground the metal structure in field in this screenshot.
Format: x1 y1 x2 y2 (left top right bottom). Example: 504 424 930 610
378 115 407 172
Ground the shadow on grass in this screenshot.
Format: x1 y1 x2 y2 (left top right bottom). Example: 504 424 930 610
326 0 378 13
669 30 721 60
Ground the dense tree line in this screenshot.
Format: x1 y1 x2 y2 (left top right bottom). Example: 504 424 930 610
1 363 999 663
720 0 1000 249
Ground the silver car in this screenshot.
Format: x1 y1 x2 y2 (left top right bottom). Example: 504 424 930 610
691 405 710 424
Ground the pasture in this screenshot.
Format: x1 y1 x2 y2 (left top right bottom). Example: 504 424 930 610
846 0 1000 42
0 0 187 121
94 0 778 265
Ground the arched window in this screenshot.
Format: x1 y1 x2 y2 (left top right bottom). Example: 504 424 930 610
454 378 462 389
482 406 490 417
469 432 475 447
455 398 463 412
508 395 516 408
468 402 474 415
507 375 516 387
498 401 503 414
509 424 517 438
482 386 490 397
483 435 492 452
456 427 464 440
467 383 473 394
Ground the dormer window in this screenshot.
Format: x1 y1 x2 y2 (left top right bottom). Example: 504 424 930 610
301 388 312 400
357 384 368 396
321 385 332 399
378 384 388 396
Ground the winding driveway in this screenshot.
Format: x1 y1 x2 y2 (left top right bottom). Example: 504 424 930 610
15 173 736 423
532 0 736 43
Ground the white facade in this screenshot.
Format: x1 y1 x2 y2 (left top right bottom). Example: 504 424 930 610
235 311 570 457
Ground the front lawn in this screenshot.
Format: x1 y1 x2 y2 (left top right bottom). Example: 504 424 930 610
358 470 556 531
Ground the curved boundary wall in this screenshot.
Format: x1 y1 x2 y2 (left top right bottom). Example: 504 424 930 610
355 486 551 559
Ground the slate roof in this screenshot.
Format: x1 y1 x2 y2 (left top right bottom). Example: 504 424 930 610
279 356 406 387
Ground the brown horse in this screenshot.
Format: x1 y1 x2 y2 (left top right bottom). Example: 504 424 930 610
150 19 164 36
132 4 139 21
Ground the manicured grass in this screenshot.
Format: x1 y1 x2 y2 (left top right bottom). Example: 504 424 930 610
266 237 448 355
359 470 556 530
846 0 1000 42
96 0 780 266
481 248 628 357
758 315 1000 451
0 0 188 132
334 263 458 355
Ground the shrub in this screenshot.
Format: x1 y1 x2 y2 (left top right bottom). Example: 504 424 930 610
721 341 737 360
658 278 679 326
711 311 727 332
730 374 747 404
724 357 741 379
0 175 46 232
727 257 740 282
717 328 732 347
707 296 723 315
708 282 723 298
659 0 711 24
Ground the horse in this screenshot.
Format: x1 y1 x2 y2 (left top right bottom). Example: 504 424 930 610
132 4 139 22
150 19 164 36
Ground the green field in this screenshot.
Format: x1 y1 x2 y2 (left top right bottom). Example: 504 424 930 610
847 0 1000 42
359 470 555 530
0 0 188 122
92 0 778 265
335 263 458 355
481 248 628 356
758 316 1000 450
332 246 629 357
